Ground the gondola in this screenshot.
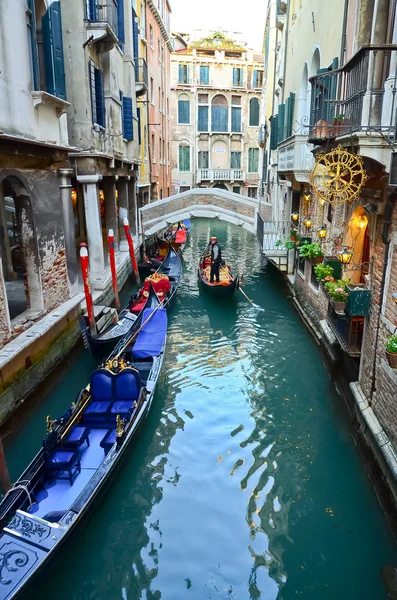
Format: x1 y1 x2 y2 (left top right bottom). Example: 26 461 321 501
198 246 239 298
137 219 190 279
0 288 167 600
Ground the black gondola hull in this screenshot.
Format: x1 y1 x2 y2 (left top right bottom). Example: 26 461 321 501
198 271 240 297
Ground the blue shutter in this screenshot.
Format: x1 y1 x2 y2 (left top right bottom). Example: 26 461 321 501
123 96 133 140
118 0 125 45
231 107 241 132
198 106 208 131
95 68 106 127
200 66 209 85
249 98 259 127
42 1 66 100
178 100 189 124
27 0 40 91
88 0 99 19
277 104 285 144
212 106 228 132
89 61 97 124
133 10 139 78
137 107 141 144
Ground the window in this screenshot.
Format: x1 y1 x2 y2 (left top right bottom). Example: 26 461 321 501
231 151 241 169
149 24 154 47
252 70 264 88
232 68 243 86
162 92 164 113
178 95 190 124
158 86 161 111
140 1 146 38
132 10 139 63
122 96 133 140
163 140 165 164
150 77 154 104
248 148 259 172
179 144 190 171
117 0 125 47
27 0 66 99
159 137 162 161
211 95 228 132
158 38 161 59
231 107 241 132
198 106 209 131
89 60 105 127
200 66 209 85
151 133 155 160
248 187 258 198
298 254 305 274
137 107 141 145
233 186 241 194
167 98 169 116
198 151 209 168
167 142 170 163
249 98 260 126
178 64 189 84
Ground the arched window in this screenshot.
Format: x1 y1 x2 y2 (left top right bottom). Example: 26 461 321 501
249 98 259 126
211 95 228 132
179 142 190 172
178 93 190 124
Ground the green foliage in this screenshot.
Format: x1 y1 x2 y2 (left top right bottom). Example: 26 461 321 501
324 279 350 302
299 242 324 260
314 263 334 282
386 335 397 354
275 229 301 251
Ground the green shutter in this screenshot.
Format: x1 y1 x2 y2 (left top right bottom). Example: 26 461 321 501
270 115 278 150
277 104 285 144
285 92 295 138
27 0 40 90
284 97 290 139
179 146 190 171
42 1 66 99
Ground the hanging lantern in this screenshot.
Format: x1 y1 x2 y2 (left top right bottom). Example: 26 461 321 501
317 224 327 239
303 216 313 229
291 211 299 223
303 190 312 202
338 247 354 265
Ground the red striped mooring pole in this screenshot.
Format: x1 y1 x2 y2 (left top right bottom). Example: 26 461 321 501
108 229 120 311
79 243 97 337
123 218 140 285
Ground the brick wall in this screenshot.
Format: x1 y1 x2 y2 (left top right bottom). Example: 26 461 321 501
294 259 329 324
41 247 69 312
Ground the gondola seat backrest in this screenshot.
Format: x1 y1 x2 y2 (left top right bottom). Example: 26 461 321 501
114 368 142 402
90 369 114 402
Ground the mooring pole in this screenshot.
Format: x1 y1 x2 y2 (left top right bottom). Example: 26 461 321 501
79 243 97 337
0 436 11 495
123 218 141 285
108 229 120 311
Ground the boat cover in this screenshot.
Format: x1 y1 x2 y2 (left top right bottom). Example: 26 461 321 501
183 219 191 229
175 229 187 244
133 308 167 359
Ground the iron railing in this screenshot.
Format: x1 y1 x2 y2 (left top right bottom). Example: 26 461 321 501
309 45 397 144
134 58 148 87
262 220 291 253
327 302 364 356
88 1 118 37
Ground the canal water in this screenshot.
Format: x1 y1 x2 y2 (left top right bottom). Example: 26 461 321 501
6 219 397 599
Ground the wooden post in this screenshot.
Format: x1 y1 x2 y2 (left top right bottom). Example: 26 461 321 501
108 229 120 311
0 436 11 495
123 218 141 285
79 243 97 337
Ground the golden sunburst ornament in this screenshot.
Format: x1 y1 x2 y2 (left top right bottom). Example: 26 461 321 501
309 146 368 206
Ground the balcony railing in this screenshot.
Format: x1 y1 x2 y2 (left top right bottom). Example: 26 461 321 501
278 135 315 174
262 220 291 253
197 169 245 182
135 58 148 96
86 0 119 43
309 45 397 144
327 302 364 357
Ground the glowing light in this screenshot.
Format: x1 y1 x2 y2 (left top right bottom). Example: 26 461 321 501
303 217 313 229
303 190 312 202
317 224 327 239
71 188 77 207
338 247 354 265
358 215 368 229
291 211 299 222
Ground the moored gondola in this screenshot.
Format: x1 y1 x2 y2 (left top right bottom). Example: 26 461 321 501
198 246 239 298
137 219 190 279
0 292 168 600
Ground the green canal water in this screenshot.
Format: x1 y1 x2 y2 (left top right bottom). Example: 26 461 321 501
5 219 397 599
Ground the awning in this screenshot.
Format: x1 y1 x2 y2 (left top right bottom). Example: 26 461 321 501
132 308 167 359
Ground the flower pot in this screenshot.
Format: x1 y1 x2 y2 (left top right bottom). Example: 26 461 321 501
333 301 346 314
309 256 324 265
386 351 397 369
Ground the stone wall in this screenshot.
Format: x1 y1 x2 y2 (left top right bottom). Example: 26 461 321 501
294 259 329 325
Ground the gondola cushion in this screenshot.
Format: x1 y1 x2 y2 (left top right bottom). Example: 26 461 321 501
63 425 90 448
114 371 141 400
46 450 77 468
83 401 112 421
100 429 117 455
131 300 146 314
109 401 134 420
90 370 113 401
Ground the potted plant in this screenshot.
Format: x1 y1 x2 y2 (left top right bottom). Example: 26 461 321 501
332 114 344 136
329 283 349 314
386 335 397 369
314 263 334 283
299 242 325 265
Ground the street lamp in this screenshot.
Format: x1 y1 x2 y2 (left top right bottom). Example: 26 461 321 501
317 224 327 240
338 247 354 265
291 211 299 223
303 216 313 229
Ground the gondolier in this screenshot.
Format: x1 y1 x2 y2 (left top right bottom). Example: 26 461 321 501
210 236 222 283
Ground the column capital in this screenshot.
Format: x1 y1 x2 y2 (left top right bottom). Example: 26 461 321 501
77 174 103 184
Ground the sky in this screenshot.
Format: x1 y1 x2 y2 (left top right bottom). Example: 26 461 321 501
169 0 267 52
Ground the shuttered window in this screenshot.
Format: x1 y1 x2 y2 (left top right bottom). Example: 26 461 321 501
231 107 241 132
132 10 139 75
200 66 209 85
178 64 189 84
249 98 260 126
231 151 241 169
284 92 295 139
198 106 208 131
198 151 209 168
87 0 99 20
248 148 259 172
90 61 106 127
179 145 190 171
27 0 40 90
123 96 133 140
178 99 190 124
42 1 66 99
252 70 263 88
137 107 141 145
117 0 125 46
277 104 285 144
211 96 228 132
233 68 242 86
269 115 278 150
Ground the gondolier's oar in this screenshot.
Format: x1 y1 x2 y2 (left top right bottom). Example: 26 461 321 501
115 298 165 359
220 267 256 307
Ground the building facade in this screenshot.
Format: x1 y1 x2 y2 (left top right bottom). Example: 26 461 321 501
262 0 397 502
170 32 264 198
146 0 173 201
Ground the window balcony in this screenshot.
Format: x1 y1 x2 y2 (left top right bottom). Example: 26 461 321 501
85 0 119 49
197 169 245 183
309 45 397 146
135 58 148 97
278 135 315 181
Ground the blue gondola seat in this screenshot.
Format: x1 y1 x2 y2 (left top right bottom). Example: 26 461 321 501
100 429 117 455
63 425 90 449
83 369 114 426
45 449 81 486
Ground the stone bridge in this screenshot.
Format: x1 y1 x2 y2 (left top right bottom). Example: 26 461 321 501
139 188 272 236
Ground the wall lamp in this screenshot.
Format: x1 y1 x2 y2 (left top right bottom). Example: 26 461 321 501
317 224 327 240
303 190 312 202
291 211 299 223
303 216 313 229
338 247 354 265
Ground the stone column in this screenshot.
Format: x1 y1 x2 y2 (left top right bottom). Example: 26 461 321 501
117 177 129 251
128 176 137 236
59 169 79 297
77 174 106 285
102 177 119 251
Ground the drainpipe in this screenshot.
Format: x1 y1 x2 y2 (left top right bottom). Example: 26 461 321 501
340 0 349 66
369 190 396 403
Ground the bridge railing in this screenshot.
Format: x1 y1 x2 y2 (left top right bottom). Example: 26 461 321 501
262 220 291 253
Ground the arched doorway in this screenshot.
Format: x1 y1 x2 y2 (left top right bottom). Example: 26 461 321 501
212 183 228 190
345 206 369 283
0 176 43 319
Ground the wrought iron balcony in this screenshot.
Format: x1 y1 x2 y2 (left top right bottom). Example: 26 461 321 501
85 0 119 47
326 302 364 357
309 45 397 145
197 169 245 182
135 58 148 97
